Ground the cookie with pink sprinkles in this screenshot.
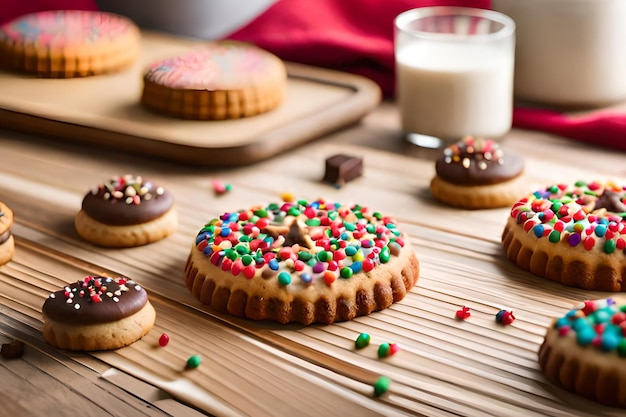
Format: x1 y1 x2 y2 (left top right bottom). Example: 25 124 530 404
502 180 626 291
184 199 420 324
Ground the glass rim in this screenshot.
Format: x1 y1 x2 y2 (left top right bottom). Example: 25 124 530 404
395 6 515 42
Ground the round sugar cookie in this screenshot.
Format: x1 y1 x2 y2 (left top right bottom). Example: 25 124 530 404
141 40 286 120
0 10 140 77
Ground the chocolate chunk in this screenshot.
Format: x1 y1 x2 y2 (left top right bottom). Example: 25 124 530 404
322 154 363 186
1 340 25 359
594 190 626 213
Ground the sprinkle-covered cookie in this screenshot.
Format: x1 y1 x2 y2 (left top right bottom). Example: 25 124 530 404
0 10 140 77
502 180 626 291
184 198 419 324
539 297 626 407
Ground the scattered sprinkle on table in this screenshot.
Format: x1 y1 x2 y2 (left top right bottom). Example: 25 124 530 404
158 333 170 347
280 192 294 202
186 354 202 369
373 376 391 397
377 342 399 358
355 333 371 349
211 179 232 195
496 309 515 325
455 306 471 320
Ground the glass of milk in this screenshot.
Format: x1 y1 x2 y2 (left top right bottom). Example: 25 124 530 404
395 7 516 148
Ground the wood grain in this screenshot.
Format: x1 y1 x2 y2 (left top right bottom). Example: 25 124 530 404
0 101 625 416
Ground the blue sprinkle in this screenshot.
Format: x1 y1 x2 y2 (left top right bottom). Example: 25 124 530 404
300 273 312 284
601 333 620 351
220 227 231 237
572 317 590 331
576 326 595 345
594 225 607 237
350 261 362 273
268 259 279 270
202 246 213 256
533 224 545 238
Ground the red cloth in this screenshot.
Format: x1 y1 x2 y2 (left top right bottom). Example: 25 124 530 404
2 0 625 151
513 108 626 152
228 0 491 98
0 0 97 24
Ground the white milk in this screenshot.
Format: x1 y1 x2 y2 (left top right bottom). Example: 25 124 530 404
396 42 514 142
492 0 626 107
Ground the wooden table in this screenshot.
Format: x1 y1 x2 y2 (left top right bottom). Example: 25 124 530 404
1 99 625 417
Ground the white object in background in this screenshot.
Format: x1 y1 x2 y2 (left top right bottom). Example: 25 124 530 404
95 0 277 40
394 7 515 148
492 0 626 108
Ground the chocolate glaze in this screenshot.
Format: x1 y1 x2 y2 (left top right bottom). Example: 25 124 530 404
435 136 524 186
81 175 173 226
42 276 148 324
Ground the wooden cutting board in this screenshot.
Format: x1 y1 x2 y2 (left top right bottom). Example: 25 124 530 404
0 31 381 167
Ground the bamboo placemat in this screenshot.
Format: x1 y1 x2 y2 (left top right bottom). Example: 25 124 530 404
0 130 625 416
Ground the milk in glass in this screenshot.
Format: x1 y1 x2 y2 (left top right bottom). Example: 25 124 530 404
397 42 514 142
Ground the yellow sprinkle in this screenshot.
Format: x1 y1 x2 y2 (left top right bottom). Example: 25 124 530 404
281 192 295 202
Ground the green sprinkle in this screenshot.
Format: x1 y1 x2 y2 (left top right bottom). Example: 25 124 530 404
317 251 332 262
340 267 353 278
305 218 321 226
298 251 313 261
355 333 371 349
254 208 268 218
618 339 626 357
379 246 391 263
548 230 561 243
604 240 616 254
267 203 280 211
225 249 237 260
288 207 300 216
551 201 563 212
278 271 291 286
328 211 338 220
373 376 390 397
373 212 383 220
186 355 202 369
241 255 254 266
377 343 390 358
344 222 356 231
235 245 250 255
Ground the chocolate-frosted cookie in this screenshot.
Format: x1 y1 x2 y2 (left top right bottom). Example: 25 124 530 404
75 174 177 247
42 275 155 351
430 136 527 209
0 201 15 266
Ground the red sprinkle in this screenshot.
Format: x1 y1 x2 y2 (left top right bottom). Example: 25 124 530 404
455 306 471 320
158 333 170 347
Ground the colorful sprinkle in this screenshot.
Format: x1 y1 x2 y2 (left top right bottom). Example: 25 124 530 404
495 309 515 325
186 354 202 369
211 179 232 195
194 199 406 289
377 342 399 358
91 174 164 205
455 306 471 320
373 376 391 397
158 333 170 347
510 181 625 255
355 333 371 349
